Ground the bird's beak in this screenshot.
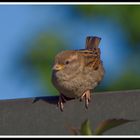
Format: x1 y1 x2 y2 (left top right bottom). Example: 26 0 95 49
52 64 64 71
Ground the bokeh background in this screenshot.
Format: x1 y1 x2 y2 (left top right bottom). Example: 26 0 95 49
0 4 140 100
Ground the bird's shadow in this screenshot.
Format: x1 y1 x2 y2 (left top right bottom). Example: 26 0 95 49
32 95 75 105
32 96 59 105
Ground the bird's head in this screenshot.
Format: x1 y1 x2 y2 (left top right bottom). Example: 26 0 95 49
52 50 82 76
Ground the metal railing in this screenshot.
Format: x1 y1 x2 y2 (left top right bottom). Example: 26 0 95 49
0 90 139 135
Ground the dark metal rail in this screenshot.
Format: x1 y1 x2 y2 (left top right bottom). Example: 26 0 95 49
0 90 139 135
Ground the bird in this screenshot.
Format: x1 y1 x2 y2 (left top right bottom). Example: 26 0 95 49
51 36 105 111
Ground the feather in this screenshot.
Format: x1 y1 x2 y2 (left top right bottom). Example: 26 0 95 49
78 48 101 70
85 36 101 50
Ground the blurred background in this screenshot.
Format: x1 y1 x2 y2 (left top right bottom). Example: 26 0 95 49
0 4 140 100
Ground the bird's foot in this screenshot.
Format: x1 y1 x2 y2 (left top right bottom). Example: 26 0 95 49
57 94 74 112
57 94 66 112
80 90 91 109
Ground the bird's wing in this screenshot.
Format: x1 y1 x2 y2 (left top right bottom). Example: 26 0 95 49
78 48 101 70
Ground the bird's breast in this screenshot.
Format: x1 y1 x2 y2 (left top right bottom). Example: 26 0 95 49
52 71 86 98
52 64 104 98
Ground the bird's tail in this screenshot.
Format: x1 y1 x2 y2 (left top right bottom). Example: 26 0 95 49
85 36 101 50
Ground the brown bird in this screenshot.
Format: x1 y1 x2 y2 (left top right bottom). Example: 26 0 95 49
51 36 105 111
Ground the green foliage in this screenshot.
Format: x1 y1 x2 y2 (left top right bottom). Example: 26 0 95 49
68 118 134 135
94 119 134 135
80 119 93 135
74 5 140 46
108 71 140 91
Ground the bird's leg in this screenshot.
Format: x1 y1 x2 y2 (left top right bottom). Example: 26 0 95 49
80 90 91 109
57 94 67 112
58 94 75 111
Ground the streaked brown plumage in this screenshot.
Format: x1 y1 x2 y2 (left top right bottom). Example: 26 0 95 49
51 36 105 111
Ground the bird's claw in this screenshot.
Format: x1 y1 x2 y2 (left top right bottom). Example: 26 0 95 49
57 94 67 112
80 90 91 109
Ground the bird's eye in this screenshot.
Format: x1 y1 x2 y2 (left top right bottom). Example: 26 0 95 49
65 60 70 65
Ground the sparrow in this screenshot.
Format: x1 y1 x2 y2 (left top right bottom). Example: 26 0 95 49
51 36 105 111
